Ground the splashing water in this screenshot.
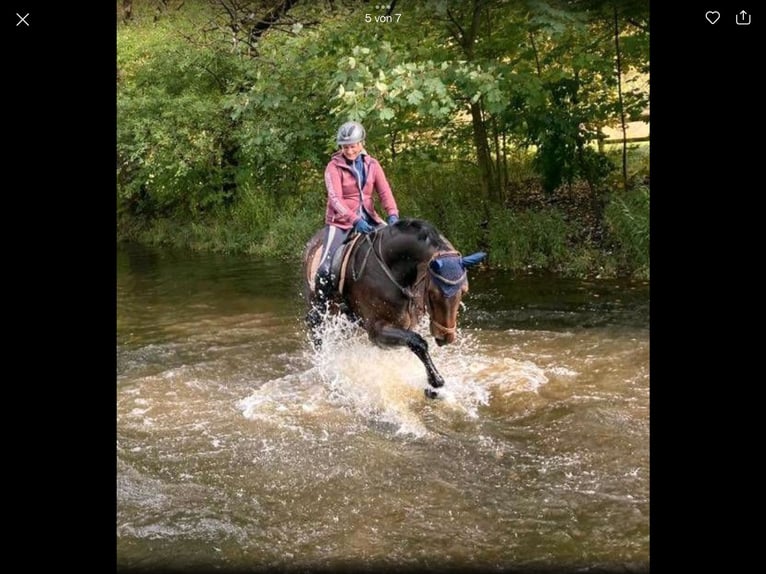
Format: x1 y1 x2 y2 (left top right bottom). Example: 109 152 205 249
239 311 551 437
119 251 649 570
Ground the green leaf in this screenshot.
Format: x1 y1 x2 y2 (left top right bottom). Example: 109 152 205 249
406 90 424 105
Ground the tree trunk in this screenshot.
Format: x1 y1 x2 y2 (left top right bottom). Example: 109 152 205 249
613 4 628 191
389 130 398 161
470 101 494 200
122 0 133 24
492 116 504 200
448 0 497 201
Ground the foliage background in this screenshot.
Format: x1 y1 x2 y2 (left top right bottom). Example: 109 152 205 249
117 0 650 278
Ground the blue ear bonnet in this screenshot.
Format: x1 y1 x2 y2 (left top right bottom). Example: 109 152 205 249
429 255 467 298
428 251 486 297
462 252 486 267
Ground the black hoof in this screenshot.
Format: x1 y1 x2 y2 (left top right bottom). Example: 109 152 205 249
424 388 439 399
429 374 445 389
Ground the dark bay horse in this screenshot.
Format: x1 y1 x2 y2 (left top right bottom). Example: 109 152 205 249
301 218 485 398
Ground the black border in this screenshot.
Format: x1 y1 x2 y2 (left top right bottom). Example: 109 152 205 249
9 3 119 571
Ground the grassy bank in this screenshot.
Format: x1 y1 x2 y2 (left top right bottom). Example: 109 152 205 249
117 155 649 280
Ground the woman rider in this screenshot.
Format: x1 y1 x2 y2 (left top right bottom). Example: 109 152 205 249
313 121 400 307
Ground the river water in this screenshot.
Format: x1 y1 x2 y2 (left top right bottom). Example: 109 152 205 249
116 244 649 573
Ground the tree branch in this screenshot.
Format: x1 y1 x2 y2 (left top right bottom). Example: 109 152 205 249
248 0 300 43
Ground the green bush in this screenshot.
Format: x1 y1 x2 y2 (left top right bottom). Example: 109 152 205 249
386 160 486 250
488 208 573 272
118 21 242 221
603 185 650 277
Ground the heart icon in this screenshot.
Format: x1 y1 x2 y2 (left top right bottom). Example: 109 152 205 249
705 11 720 24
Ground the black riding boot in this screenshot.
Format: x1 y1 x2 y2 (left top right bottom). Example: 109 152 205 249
306 270 333 348
314 269 333 310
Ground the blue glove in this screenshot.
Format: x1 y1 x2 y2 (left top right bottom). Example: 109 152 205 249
387 215 399 226
354 218 374 234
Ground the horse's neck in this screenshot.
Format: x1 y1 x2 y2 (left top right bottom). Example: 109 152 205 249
383 235 436 287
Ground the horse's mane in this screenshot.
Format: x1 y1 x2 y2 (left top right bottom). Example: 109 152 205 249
388 218 451 251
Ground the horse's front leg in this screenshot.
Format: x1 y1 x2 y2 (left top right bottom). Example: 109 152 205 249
368 320 445 398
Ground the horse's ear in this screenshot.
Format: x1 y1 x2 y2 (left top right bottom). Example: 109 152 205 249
461 252 487 268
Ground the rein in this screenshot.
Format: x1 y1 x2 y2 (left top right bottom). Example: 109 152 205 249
353 232 414 299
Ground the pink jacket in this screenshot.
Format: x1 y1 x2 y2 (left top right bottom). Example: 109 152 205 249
323 151 399 229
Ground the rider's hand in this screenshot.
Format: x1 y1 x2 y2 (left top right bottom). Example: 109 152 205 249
387 215 399 226
354 218 374 234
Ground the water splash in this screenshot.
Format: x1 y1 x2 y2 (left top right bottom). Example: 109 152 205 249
239 312 551 437
307 313 432 436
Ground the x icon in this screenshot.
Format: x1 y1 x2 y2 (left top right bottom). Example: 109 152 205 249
17 13 30 26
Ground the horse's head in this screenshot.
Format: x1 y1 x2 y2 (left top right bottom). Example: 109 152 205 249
425 250 486 346
355 218 485 348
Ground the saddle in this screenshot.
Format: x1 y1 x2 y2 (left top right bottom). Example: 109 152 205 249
309 232 364 299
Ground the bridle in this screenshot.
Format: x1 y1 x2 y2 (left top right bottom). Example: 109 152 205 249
352 232 465 336
424 250 464 337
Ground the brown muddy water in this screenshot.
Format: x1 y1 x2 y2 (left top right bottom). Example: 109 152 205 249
116 244 649 573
